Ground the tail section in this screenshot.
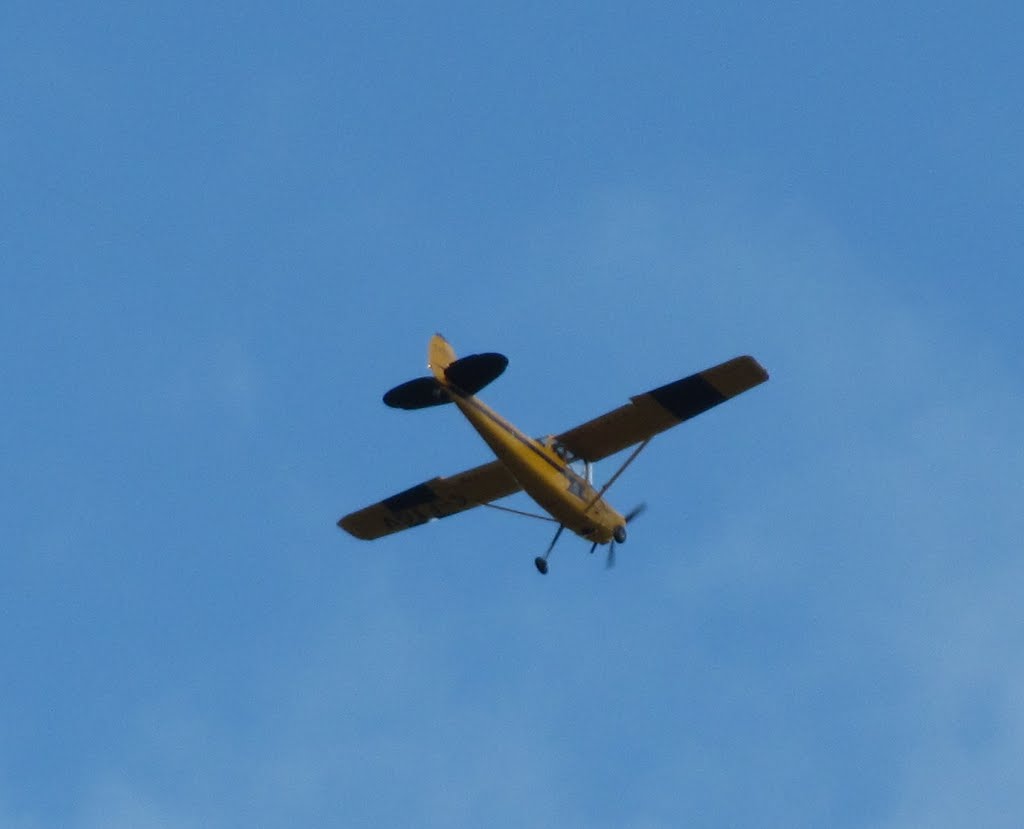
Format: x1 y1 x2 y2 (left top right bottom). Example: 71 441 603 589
428 333 457 381
382 376 449 409
445 352 508 394
383 333 508 410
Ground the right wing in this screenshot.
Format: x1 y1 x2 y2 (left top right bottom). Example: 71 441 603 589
338 458 521 540
556 356 769 462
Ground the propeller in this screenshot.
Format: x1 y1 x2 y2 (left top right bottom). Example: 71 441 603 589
624 503 648 523
606 503 647 569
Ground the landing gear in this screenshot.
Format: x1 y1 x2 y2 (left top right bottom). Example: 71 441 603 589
533 505 646 573
534 524 564 575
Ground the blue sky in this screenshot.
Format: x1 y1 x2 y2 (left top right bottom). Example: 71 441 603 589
3 3 1023 827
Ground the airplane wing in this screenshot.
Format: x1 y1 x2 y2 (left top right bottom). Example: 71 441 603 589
556 356 768 463
338 458 521 540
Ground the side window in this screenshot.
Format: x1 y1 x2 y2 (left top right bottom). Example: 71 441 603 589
553 440 573 462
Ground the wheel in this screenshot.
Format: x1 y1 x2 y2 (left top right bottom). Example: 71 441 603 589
534 557 549 575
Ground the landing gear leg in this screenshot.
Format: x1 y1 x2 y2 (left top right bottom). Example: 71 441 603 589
534 524 564 575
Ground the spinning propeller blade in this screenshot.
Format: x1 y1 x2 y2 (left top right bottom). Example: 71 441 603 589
606 502 647 569
624 503 647 523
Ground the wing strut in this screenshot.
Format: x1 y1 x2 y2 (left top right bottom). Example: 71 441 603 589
584 437 652 513
482 502 559 522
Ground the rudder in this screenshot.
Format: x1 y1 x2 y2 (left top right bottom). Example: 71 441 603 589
428 333 457 382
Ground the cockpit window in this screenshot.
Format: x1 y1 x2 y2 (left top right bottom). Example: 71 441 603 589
540 436 577 463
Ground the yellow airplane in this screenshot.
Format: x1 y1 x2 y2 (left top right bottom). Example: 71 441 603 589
339 334 768 574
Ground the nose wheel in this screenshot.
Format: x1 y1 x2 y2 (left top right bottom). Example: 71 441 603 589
534 557 549 574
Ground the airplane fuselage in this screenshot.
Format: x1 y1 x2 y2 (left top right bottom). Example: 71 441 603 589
448 388 625 544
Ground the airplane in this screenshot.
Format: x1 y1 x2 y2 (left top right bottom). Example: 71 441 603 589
338 334 768 574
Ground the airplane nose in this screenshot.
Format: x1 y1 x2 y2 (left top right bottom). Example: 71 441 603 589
613 525 627 544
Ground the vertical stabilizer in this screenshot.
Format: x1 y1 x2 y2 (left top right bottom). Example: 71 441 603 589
428 333 457 382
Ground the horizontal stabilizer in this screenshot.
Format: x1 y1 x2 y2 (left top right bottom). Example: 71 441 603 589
383 377 451 409
445 352 508 395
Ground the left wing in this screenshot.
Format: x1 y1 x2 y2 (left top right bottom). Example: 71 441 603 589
339 458 521 540
556 356 768 462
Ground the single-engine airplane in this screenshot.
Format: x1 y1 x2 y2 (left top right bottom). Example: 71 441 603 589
339 334 768 574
